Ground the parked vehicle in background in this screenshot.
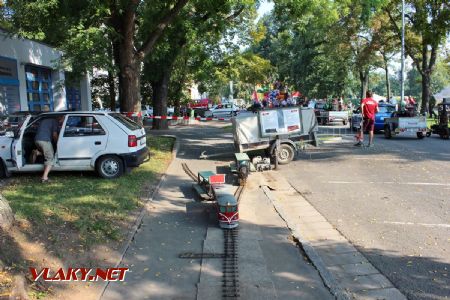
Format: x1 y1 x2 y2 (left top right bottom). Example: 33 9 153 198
319 110 349 125
187 99 211 117
384 115 428 139
0 111 149 179
351 103 396 132
314 102 326 118
141 105 154 119
204 103 239 117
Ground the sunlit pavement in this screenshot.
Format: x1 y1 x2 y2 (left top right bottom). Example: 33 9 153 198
280 132 450 300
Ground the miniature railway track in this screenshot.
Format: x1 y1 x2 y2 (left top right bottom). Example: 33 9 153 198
181 162 197 181
223 184 244 299
233 185 244 203
222 228 239 299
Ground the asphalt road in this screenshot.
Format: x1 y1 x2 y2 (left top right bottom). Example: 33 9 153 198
279 126 450 300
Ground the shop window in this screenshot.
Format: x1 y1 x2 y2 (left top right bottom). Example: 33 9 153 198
25 65 53 111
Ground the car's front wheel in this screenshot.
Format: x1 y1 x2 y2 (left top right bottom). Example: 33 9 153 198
96 155 124 179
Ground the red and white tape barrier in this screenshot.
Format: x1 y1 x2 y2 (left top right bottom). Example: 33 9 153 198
122 112 231 121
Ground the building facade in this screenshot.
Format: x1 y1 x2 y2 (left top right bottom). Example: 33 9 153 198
0 29 91 115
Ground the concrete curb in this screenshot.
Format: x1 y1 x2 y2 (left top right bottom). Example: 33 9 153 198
261 185 353 300
97 135 178 300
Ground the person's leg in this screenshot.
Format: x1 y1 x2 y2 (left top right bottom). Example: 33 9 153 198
355 120 365 146
36 141 54 181
42 165 52 180
368 119 375 146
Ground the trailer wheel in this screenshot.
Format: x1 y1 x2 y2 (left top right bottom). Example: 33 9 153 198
276 144 295 165
384 125 392 139
416 132 425 139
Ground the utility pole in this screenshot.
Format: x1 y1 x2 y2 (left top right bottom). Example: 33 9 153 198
229 81 234 103
400 0 405 110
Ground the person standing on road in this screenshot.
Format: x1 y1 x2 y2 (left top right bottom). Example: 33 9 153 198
35 115 63 182
355 90 378 147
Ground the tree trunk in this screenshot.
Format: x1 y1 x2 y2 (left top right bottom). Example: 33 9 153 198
359 69 369 101
107 70 116 111
0 194 14 230
382 53 391 101
118 50 141 113
152 66 172 130
421 71 430 115
173 87 182 116
108 0 188 126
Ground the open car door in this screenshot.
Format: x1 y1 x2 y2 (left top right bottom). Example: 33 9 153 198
11 115 32 169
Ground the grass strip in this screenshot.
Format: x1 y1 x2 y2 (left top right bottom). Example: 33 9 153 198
2 135 174 246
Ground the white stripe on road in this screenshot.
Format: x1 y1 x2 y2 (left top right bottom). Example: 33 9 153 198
327 181 450 187
382 221 450 229
353 157 407 161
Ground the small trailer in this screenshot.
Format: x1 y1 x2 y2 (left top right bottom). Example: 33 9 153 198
384 115 428 139
319 110 349 125
232 107 319 165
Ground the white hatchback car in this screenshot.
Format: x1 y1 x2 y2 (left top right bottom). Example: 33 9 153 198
0 111 149 179
204 103 239 118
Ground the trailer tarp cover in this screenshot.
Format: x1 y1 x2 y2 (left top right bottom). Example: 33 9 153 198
232 108 318 153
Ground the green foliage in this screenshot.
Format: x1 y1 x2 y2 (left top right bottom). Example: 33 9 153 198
141 0 261 107
2 0 113 78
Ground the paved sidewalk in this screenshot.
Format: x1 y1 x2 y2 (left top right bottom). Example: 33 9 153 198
101 124 335 299
257 171 407 300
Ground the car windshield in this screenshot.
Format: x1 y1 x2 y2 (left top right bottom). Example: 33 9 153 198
110 113 141 131
378 105 396 113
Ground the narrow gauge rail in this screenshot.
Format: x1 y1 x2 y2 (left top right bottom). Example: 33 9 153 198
181 162 198 181
223 228 239 298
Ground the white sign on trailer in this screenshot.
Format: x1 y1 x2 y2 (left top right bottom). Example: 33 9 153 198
259 108 302 137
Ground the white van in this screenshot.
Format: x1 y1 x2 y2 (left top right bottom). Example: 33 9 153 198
0 112 149 179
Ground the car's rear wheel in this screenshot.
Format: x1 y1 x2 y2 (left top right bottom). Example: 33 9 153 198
96 155 124 179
